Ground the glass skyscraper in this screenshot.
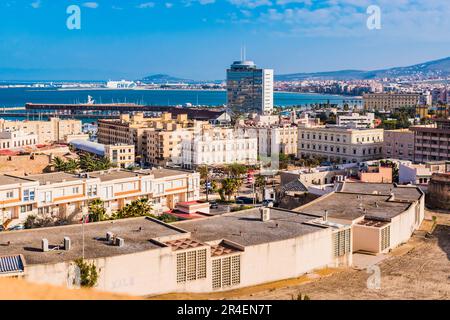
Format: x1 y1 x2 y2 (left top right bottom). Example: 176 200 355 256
226 60 273 115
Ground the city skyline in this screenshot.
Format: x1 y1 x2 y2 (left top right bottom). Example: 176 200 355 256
1 0 450 80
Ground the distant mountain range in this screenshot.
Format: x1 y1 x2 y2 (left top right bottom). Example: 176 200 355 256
142 57 450 83
275 56 450 81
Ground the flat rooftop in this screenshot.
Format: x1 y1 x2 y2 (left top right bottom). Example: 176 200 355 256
25 172 83 185
339 182 422 202
0 175 35 187
89 170 145 182
174 208 326 247
0 217 184 265
297 193 412 222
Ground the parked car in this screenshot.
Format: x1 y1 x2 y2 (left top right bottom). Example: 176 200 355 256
210 201 219 209
236 196 254 204
8 224 25 231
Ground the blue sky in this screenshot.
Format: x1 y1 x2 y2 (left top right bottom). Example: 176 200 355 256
0 0 449 80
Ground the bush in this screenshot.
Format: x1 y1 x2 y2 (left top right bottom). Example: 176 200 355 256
74 258 99 288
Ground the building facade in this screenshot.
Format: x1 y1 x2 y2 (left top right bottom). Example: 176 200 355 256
0 168 200 227
243 125 298 158
0 131 38 150
181 128 258 168
298 126 384 163
363 93 421 111
383 129 415 161
226 60 273 115
411 119 450 162
0 118 83 144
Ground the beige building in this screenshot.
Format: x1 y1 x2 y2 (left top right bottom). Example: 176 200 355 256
0 131 38 150
0 168 200 227
383 129 415 161
411 119 450 162
0 118 83 144
98 112 210 165
298 126 384 163
0 182 423 296
70 139 135 168
363 93 421 111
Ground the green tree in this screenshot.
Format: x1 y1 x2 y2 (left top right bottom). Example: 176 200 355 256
113 198 152 219
226 163 247 178
88 199 106 222
220 178 241 201
254 175 266 202
74 258 98 288
52 157 68 172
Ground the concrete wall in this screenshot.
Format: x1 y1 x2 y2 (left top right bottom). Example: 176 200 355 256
427 173 450 210
23 227 350 296
353 225 380 253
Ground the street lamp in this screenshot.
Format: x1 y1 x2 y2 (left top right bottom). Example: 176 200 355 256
81 206 89 260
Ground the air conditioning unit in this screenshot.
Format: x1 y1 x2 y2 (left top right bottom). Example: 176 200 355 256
42 238 49 252
64 237 71 251
260 207 271 222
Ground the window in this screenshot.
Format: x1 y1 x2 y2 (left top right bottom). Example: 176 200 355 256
381 226 391 251
176 249 207 283
211 255 241 290
333 229 351 257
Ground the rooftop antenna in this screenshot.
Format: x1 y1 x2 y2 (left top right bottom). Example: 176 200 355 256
243 45 247 61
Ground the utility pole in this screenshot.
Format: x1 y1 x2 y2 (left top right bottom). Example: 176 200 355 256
205 164 209 202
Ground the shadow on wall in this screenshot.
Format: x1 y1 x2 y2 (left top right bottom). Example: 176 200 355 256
435 224 450 262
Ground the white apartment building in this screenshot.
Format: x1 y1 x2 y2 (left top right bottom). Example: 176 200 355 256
337 113 375 128
181 128 258 168
0 131 38 149
298 126 384 163
244 125 298 157
0 168 200 227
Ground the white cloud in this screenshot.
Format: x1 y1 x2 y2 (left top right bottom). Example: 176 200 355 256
137 2 156 9
165 2 174 8
82 2 99 9
228 0 272 8
30 0 41 9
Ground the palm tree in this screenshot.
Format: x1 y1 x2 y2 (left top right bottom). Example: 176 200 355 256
52 157 67 172
65 158 80 173
88 199 106 222
220 178 241 201
114 198 152 219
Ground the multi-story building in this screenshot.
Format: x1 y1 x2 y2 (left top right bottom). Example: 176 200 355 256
298 126 384 163
243 125 298 157
0 118 83 144
0 131 38 150
0 183 423 296
383 129 415 161
363 93 422 111
411 119 450 162
181 128 257 168
226 60 273 115
337 113 375 128
399 161 450 186
98 112 210 165
0 168 200 226
69 139 136 168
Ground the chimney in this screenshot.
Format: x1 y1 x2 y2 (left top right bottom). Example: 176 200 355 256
64 237 71 251
260 207 270 222
42 238 49 252
323 210 328 222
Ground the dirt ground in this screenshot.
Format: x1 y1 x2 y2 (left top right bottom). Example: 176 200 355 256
152 210 449 300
